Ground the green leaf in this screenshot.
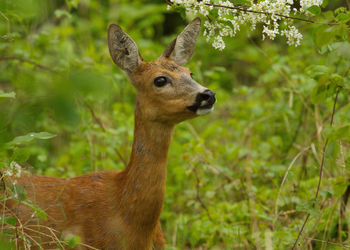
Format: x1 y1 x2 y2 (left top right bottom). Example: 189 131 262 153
336 42 350 60
321 0 328 8
11 148 31 162
22 201 47 220
327 124 350 142
233 0 251 5
336 12 350 23
6 132 56 147
325 140 340 165
329 74 344 87
10 184 27 202
0 216 17 226
306 65 329 79
313 25 335 48
310 84 337 104
317 74 344 87
319 190 333 199
65 0 78 10
307 5 321 15
64 234 81 248
0 91 16 99
54 9 72 19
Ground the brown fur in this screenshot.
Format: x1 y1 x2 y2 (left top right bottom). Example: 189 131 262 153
1 18 210 250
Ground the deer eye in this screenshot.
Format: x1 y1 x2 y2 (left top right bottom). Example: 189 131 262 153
154 76 168 87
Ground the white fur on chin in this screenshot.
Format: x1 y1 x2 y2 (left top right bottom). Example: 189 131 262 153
196 106 214 116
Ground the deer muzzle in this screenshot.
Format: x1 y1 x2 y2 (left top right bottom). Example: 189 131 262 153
187 89 216 115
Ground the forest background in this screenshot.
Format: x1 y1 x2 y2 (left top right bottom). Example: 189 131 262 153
1 0 350 249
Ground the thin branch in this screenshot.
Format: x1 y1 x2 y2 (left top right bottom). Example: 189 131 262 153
305 237 350 248
315 87 340 200
0 56 56 73
284 105 306 156
84 100 106 132
274 147 310 224
167 1 339 25
207 3 318 24
339 182 350 240
192 166 212 220
292 87 342 249
83 100 128 167
0 10 10 34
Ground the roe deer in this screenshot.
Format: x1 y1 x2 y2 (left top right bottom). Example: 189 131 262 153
1 17 216 249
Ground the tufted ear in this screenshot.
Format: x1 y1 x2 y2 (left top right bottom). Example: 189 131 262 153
108 24 143 73
162 17 201 66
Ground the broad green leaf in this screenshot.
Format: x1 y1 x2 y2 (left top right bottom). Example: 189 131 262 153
336 42 350 60
325 140 340 166
306 65 329 79
233 0 251 5
321 0 328 8
319 190 333 199
328 124 350 141
336 12 350 23
331 177 349 196
65 0 78 10
307 5 321 15
318 74 344 87
329 74 344 87
0 216 17 226
0 91 16 99
11 148 30 162
22 201 47 221
6 132 56 147
313 25 335 48
54 9 72 19
10 184 27 202
66 234 81 248
310 84 337 104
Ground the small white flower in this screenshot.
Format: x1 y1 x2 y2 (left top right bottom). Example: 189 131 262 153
300 0 323 9
6 161 22 178
167 0 312 49
212 36 225 50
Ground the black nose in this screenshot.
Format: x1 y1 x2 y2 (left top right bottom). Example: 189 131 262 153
198 89 216 105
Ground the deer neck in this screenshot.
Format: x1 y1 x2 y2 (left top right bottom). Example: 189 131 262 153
118 104 174 230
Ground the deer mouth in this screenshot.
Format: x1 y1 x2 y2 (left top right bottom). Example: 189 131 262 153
187 90 216 115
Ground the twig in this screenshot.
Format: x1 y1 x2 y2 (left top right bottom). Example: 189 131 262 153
292 87 342 249
274 147 310 224
83 100 128 167
0 11 10 35
166 1 338 25
244 156 261 250
192 166 212 220
284 106 306 156
305 237 350 248
315 87 340 199
0 57 56 73
84 100 106 132
338 182 350 240
204 3 338 25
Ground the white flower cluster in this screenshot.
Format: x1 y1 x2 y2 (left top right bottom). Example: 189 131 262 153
4 161 22 178
300 0 323 9
168 0 323 49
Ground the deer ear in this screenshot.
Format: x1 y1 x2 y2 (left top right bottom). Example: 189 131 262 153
162 17 201 66
108 24 143 73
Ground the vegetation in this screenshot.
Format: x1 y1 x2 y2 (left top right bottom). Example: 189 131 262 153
1 0 350 249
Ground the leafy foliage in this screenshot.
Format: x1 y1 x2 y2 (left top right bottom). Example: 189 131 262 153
0 0 350 249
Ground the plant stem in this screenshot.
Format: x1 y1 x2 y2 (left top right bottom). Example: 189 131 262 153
292 87 342 249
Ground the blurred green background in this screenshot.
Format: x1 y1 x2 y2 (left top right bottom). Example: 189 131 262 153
1 0 350 249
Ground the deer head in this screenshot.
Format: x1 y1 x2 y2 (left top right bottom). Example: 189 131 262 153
108 17 216 124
